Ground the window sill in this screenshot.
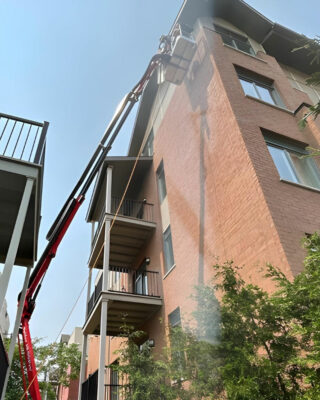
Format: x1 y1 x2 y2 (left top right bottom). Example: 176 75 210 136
245 95 294 115
223 44 267 63
163 264 176 280
280 179 320 194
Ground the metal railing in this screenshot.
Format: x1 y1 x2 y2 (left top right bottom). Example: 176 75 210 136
81 369 98 400
91 197 154 248
111 197 154 222
0 335 8 398
0 112 48 164
87 268 161 317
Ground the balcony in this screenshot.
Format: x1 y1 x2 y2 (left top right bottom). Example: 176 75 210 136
89 197 156 269
83 268 162 336
0 112 48 266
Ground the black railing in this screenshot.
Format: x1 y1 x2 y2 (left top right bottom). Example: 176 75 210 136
111 197 154 222
0 112 48 164
0 335 8 398
81 369 98 400
87 268 161 317
91 197 154 248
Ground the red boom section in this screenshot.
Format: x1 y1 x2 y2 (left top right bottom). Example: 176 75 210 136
21 320 41 400
20 195 84 398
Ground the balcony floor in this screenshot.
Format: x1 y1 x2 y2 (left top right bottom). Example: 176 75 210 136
83 292 162 336
88 215 156 268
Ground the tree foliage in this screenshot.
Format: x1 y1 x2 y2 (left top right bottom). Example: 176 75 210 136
293 37 320 128
115 233 320 399
4 338 81 400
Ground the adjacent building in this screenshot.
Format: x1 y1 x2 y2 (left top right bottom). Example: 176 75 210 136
57 327 83 400
78 0 320 398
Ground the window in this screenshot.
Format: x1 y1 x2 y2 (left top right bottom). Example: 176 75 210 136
142 129 154 156
236 67 284 107
156 161 167 203
168 307 185 375
169 307 181 327
214 24 255 56
265 133 320 190
163 226 175 273
110 367 119 400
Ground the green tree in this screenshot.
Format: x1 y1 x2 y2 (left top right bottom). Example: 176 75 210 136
4 339 81 400
3 337 28 400
115 233 320 399
294 37 320 128
114 327 179 400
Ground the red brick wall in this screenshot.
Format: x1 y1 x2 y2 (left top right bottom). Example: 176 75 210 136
87 18 320 369
149 21 320 322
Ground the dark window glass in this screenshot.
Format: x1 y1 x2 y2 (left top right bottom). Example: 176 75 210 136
156 161 167 203
214 24 255 56
163 226 175 272
110 368 119 400
238 69 284 107
169 307 181 327
265 134 320 189
142 129 154 156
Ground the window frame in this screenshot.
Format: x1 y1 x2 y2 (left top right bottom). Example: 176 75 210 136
163 225 175 273
156 161 167 204
265 134 320 190
239 75 283 107
142 128 154 157
214 24 255 56
168 307 181 328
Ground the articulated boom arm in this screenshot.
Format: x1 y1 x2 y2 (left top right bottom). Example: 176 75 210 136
17 52 170 400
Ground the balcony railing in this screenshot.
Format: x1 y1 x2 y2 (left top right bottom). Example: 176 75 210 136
87 267 161 317
81 368 123 400
0 112 48 165
111 197 154 222
81 370 98 400
91 197 155 247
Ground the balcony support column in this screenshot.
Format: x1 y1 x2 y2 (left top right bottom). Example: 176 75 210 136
96 165 113 399
97 299 108 400
0 177 34 313
102 165 112 292
77 333 88 400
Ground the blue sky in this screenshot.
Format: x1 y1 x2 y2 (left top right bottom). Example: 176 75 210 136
0 0 319 343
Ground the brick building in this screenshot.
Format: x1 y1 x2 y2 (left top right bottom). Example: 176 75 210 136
78 0 320 398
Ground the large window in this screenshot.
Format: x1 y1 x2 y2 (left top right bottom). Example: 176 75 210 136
163 226 175 273
214 24 255 56
265 133 320 190
156 161 167 204
237 67 284 107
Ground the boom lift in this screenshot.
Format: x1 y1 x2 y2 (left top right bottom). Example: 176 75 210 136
15 25 197 400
